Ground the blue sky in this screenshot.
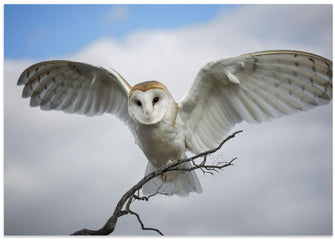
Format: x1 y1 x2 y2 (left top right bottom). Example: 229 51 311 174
5 4 236 59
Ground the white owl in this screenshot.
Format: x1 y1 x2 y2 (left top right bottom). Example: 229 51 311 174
17 50 332 196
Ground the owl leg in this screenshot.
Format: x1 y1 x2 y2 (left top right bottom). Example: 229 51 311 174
161 159 173 181
161 173 167 181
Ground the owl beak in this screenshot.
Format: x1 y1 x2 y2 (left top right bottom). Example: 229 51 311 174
145 110 152 120
143 105 153 120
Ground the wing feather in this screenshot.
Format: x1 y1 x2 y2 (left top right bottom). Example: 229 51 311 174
252 71 319 106
239 85 273 120
247 75 304 112
40 71 75 109
73 81 91 114
61 75 87 113
241 76 290 116
178 50 332 154
18 60 131 124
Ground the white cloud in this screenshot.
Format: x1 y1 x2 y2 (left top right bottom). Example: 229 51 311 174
4 5 332 235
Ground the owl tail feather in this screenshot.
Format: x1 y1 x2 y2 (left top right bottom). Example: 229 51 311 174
142 161 202 196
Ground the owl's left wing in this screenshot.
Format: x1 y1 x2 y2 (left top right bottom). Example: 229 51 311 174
18 60 131 124
178 50 332 154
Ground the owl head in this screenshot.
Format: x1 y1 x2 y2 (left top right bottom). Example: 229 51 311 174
128 81 173 125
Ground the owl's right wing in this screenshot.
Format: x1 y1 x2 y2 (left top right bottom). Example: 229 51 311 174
177 50 332 154
17 60 131 124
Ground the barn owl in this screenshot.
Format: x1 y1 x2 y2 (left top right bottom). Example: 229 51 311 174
17 50 332 196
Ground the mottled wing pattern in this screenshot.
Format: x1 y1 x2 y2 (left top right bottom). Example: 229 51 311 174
178 50 332 154
17 60 131 123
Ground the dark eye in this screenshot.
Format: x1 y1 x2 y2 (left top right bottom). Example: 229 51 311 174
136 100 142 107
153 97 159 104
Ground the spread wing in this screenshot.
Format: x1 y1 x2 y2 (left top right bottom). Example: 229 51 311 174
17 60 131 124
178 50 332 154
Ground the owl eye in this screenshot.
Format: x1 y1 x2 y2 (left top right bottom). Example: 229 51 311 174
153 97 159 104
136 100 142 107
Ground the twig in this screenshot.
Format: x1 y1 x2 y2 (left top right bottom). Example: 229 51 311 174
128 210 164 235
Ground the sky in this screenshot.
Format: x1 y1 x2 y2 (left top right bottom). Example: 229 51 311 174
4 4 230 59
4 4 333 236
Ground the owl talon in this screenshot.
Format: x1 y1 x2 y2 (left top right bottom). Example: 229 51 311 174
161 173 167 181
160 159 173 181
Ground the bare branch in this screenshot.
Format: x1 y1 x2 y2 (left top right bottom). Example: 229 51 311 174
71 130 242 235
128 210 164 235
